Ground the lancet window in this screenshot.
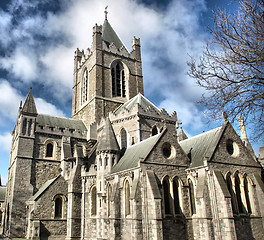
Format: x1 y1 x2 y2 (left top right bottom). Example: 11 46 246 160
188 179 196 215
120 129 127 149
82 68 88 103
124 180 130 216
91 186 97 216
111 62 126 97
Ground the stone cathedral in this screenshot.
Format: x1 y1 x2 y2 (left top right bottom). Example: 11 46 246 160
3 14 264 240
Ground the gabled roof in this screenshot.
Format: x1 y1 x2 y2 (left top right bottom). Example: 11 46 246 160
111 133 161 174
97 118 120 152
36 114 87 132
22 88 37 115
102 19 126 50
179 127 222 168
0 186 6 202
114 93 160 115
28 177 58 202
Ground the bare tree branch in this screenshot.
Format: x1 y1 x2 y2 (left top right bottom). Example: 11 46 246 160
187 0 264 141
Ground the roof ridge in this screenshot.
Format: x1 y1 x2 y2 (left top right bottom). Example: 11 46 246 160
180 127 222 143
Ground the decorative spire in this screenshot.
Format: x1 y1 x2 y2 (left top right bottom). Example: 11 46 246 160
97 118 120 152
104 6 108 20
22 88 38 115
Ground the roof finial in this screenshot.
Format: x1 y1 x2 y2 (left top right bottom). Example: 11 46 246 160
104 6 108 20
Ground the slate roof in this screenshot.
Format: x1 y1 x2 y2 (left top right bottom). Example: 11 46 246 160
97 118 120 152
22 88 37 115
36 114 87 131
179 127 222 168
102 19 125 50
111 133 161 174
0 186 6 202
114 93 160 115
28 177 58 201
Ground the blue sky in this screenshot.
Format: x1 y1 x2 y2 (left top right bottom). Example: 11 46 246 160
0 0 260 185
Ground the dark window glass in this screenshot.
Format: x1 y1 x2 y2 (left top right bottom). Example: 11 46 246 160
188 179 196 215
111 63 126 97
163 178 171 214
46 143 53 158
235 175 244 213
55 197 62 218
121 129 127 149
152 126 158 136
173 179 180 214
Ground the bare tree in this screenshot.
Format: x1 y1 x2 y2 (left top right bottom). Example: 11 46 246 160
188 0 264 141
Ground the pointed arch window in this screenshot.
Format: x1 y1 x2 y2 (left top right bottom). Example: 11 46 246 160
234 174 243 213
162 177 172 215
124 180 130 216
188 179 196 215
244 177 252 214
226 174 237 214
120 129 127 149
111 62 126 97
46 143 54 158
91 186 97 216
82 68 88 103
152 126 158 136
173 178 180 214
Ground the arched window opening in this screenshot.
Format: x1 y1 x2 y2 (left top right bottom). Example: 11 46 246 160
235 175 244 214
82 68 88 103
27 119 32 136
124 180 130 216
188 179 196 215
152 126 158 136
111 62 126 97
91 186 97 216
226 174 237 214
22 118 27 135
162 177 172 215
46 143 53 158
121 129 127 149
173 178 180 214
55 197 63 218
244 177 252 214
107 184 112 217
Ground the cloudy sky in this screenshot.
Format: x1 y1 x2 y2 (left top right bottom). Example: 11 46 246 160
0 0 259 185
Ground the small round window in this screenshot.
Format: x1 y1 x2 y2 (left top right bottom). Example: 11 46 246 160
162 142 175 159
226 139 239 157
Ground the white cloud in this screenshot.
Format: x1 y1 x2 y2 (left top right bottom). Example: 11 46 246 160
35 98 65 117
0 132 12 152
0 0 210 130
0 48 38 82
0 80 65 122
0 80 23 120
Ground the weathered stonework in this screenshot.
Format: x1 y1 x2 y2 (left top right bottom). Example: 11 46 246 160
3 16 264 240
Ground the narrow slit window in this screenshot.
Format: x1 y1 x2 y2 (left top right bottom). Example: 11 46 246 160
91 186 97 216
188 179 196 215
124 180 130 216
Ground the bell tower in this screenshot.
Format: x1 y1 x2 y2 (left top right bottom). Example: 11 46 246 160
72 12 144 127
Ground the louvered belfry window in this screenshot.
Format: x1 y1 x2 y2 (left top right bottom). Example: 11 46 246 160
111 62 126 97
